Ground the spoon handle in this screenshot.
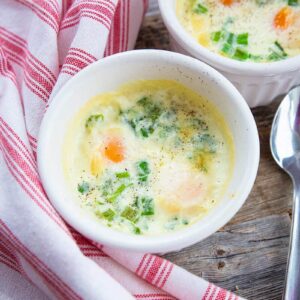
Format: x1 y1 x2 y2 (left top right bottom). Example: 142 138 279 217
284 178 300 300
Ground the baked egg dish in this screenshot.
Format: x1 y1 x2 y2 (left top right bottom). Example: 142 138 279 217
176 0 300 62
63 80 234 235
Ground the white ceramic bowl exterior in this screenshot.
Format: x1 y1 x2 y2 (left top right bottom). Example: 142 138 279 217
38 50 259 253
159 0 300 108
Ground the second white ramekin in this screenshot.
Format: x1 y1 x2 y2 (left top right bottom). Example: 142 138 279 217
159 0 300 107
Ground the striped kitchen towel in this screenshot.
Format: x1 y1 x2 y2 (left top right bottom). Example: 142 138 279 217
0 0 244 299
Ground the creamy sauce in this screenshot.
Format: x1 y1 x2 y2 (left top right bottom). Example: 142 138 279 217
63 80 234 235
177 0 300 62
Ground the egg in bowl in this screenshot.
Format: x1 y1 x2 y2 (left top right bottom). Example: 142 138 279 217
63 80 234 236
176 0 300 62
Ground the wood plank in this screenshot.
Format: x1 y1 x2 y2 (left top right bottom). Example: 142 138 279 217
164 215 290 300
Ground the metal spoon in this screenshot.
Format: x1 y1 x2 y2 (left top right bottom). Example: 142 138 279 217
270 85 300 300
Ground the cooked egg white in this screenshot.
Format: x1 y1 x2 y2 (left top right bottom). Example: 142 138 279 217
177 0 300 62
63 80 234 235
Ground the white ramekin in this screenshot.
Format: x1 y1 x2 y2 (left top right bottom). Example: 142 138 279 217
158 0 300 107
37 50 259 253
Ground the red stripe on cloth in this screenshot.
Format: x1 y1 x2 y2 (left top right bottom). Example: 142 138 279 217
0 53 18 86
202 283 213 300
215 288 227 300
153 260 168 286
60 69 75 77
134 294 175 299
139 255 154 278
0 123 36 171
0 125 69 233
125 0 130 50
0 242 22 273
0 27 57 83
0 119 36 168
0 46 53 101
111 0 122 54
0 223 82 300
135 254 148 275
0 143 67 233
68 48 97 63
145 256 164 284
60 1 115 31
64 56 90 71
159 262 174 289
209 286 218 300
0 28 57 101
16 0 59 32
69 228 108 257
0 256 21 273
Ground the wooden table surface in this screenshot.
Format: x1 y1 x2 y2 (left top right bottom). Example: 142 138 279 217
136 11 293 300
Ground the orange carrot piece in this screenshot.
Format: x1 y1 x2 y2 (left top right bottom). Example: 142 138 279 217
104 139 124 163
221 0 233 6
274 7 294 30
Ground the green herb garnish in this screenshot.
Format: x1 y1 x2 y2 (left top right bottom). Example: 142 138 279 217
211 31 222 42
77 181 90 194
116 171 130 178
268 41 287 61
102 209 115 221
136 161 150 182
236 33 248 45
193 3 208 14
288 0 298 6
139 197 154 216
121 206 139 222
85 114 104 129
107 184 128 203
233 48 249 61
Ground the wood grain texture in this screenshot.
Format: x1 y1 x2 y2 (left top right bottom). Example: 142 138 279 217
135 16 293 300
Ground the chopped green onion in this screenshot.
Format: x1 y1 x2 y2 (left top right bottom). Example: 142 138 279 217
226 32 234 45
268 41 287 61
221 42 233 55
121 206 138 223
85 114 104 129
274 41 286 53
102 209 115 221
236 33 248 45
107 184 129 202
193 3 208 14
133 226 141 235
116 171 130 178
232 48 249 61
77 181 90 194
211 31 222 42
